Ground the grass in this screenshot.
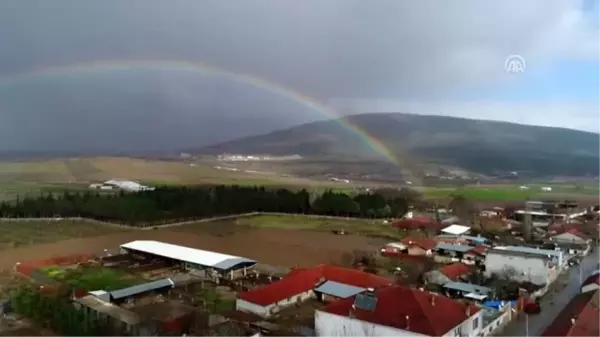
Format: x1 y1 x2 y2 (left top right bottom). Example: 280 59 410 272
422 184 600 201
0 220 129 250
40 265 140 291
175 214 405 240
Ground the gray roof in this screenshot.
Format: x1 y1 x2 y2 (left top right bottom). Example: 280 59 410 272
491 246 561 258
460 235 488 243
75 295 140 325
314 281 366 298
435 243 473 253
212 257 257 271
109 278 174 300
443 282 492 295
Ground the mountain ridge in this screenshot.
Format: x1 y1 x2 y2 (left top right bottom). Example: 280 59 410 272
198 113 600 177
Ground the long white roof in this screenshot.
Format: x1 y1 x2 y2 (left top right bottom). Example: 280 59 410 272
120 240 256 270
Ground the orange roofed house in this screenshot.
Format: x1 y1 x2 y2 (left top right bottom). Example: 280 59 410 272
315 285 484 336
236 264 391 318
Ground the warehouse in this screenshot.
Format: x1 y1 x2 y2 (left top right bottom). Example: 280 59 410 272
120 240 257 280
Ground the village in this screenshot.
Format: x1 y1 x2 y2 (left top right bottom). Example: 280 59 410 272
0 199 598 337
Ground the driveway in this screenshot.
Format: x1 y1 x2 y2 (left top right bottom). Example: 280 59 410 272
501 250 598 336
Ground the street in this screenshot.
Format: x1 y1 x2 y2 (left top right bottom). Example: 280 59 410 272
501 250 599 336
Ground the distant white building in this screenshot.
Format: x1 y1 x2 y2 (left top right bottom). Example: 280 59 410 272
540 186 552 192
89 179 154 192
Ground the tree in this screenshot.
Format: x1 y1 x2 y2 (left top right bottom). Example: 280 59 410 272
449 194 477 225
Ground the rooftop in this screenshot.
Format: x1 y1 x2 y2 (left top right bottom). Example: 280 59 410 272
321 286 481 336
401 237 437 251
75 295 140 326
237 264 391 306
120 240 257 270
541 289 599 336
392 217 443 230
109 278 174 301
435 243 473 253
491 245 562 258
438 263 471 280
440 224 470 235
582 270 599 289
314 281 365 299
443 282 492 295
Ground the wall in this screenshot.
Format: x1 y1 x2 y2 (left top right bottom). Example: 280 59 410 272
314 310 484 337
484 253 549 285
237 290 313 318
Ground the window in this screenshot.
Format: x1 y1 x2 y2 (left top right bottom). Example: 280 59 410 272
473 317 479 330
455 326 462 336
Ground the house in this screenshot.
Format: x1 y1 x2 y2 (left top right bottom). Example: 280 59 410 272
315 286 484 337
581 270 599 294
435 234 470 245
541 289 599 336
462 246 487 265
236 264 391 318
442 282 493 302
550 229 591 255
434 243 474 264
484 246 563 285
379 242 407 256
424 263 472 285
400 237 437 256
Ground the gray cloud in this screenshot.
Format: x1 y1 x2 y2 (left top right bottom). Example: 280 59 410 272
0 0 597 153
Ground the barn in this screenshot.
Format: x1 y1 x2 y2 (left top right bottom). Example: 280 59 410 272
119 240 257 280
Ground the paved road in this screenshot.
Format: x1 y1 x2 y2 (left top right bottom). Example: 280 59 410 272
502 250 599 336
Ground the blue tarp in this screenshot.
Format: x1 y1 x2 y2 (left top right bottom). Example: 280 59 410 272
483 300 516 309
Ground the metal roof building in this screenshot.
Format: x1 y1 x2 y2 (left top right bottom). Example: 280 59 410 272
120 240 257 271
109 278 174 301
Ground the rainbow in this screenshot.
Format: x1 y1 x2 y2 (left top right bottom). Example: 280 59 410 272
0 60 419 183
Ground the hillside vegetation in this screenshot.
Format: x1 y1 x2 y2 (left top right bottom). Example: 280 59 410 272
200 113 600 177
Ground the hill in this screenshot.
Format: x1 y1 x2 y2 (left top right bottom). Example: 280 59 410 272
198 113 600 177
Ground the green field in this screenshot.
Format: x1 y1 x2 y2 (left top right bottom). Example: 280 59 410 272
40 265 141 291
422 184 599 201
175 214 413 241
0 220 129 250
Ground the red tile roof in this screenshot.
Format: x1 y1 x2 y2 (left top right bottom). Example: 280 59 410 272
322 285 481 336
393 217 443 231
438 263 471 280
237 264 391 306
582 271 600 288
401 237 437 251
564 228 589 240
541 289 599 336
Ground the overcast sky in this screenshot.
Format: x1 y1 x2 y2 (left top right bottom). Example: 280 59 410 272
0 0 598 153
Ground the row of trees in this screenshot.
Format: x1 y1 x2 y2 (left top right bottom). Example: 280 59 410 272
11 286 106 336
0 185 422 225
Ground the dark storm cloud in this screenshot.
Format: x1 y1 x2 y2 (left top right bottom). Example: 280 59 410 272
0 0 597 152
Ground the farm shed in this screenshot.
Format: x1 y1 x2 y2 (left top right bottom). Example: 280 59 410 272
108 278 174 304
74 294 152 336
441 224 471 236
120 240 257 280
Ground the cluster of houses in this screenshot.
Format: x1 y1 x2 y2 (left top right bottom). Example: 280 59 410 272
88 179 155 192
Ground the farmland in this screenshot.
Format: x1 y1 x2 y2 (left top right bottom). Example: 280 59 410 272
0 219 129 251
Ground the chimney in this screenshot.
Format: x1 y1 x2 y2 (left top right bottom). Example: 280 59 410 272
466 304 471 316
367 287 375 293
571 316 577 325
350 304 356 318
405 315 410 330
431 294 435 306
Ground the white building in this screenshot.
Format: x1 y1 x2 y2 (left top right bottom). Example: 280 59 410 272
315 286 485 337
484 246 563 285
120 240 257 280
89 179 155 192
